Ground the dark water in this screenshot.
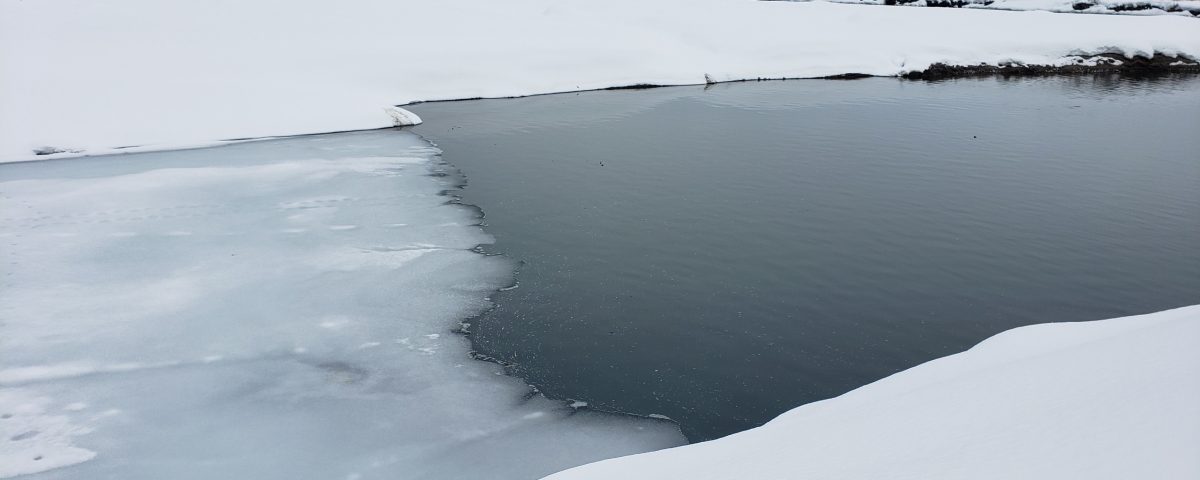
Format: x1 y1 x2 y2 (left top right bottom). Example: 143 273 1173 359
410 75 1200 442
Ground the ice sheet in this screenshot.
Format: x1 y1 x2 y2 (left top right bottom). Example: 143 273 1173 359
0 130 683 479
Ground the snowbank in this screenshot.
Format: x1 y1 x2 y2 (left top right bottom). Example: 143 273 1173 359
0 131 683 479
3 0 1200 161
544 305 1200 480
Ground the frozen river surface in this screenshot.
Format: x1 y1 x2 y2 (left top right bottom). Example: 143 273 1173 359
0 132 682 479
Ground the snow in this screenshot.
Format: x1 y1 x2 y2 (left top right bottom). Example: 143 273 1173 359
544 305 1200 480
384 107 423 127
0 130 683 479
3 0 1199 161
0 393 96 479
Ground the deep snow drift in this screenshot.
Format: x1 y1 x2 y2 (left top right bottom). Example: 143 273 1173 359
545 305 1200 480
3 0 1199 161
0 131 683 479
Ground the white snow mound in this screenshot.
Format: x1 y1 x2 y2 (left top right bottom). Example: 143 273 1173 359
545 305 1200 480
385 106 423 127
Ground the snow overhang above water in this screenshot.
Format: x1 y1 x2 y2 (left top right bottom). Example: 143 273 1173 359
545 305 1200 480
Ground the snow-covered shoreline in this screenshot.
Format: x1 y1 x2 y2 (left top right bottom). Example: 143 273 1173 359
3 0 1200 162
545 305 1200 479
790 0 1200 17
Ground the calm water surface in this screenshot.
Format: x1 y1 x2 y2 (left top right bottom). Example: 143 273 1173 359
411 76 1200 441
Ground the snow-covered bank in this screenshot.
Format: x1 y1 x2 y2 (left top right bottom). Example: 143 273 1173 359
795 0 1200 17
3 0 1200 161
0 131 683 479
544 305 1200 479
796 0 1200 16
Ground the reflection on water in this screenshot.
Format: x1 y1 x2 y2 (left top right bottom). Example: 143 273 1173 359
412 75 1200 441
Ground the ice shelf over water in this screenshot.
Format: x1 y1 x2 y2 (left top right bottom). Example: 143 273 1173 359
545 305 1200 480
3 0 1200 161
0 130 684 479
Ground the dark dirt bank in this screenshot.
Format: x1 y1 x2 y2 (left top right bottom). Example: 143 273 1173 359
396 54 1198 111
846 0 1200 16
903 53 1200 80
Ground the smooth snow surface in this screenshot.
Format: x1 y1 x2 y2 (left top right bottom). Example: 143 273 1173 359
0 131 683 479
3 0 1200 160
545 305 1200 480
